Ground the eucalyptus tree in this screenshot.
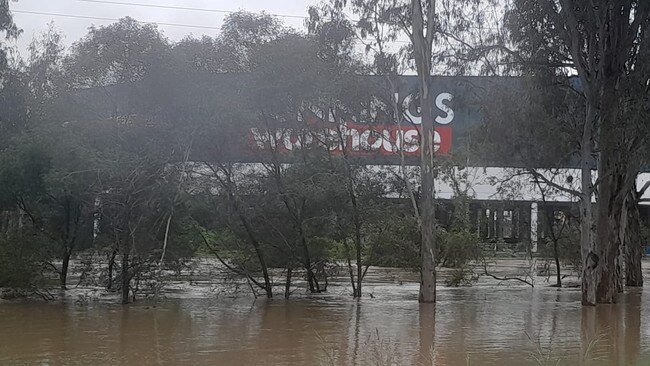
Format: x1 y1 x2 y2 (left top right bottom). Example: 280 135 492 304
310 0 488 303
165 12 289 298
0 25 101 290
26 126 96 290
0 0 24 144
59 18 200 301
63 17 170 88
246 32 344 294
171 36 223 74
491 0 650 305
217 11 286 72
0 0 20 72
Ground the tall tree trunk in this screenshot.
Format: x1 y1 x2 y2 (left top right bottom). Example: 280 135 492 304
356 241 362 298
552 238 562 288
213 164 274 298
240 215 273 298
121 249 130 304
107 247 118 290
594 146 629 304
616 200 628 294
317 261 328 292
60 250 71 290
416 64 436 303
337 130 365 298
418 79 436 303
411 0 437 304
120 222 132 304
580 104 597 306
300 235 320 293
343 237 358 297
348 171 363 298
284 264 292 299
274 169 319 294
592 78 636 303
625 194 644 287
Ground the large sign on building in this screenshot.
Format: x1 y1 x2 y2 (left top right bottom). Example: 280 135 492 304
245 76 493 164
71 75 511 165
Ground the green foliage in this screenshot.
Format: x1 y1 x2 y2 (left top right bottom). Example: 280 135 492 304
198 226 264 273
445 266 478 287
366 212 421 269
0 0 20 73
439 228 481 268
538 212 582 271
167 217 202 261
0 142 51 208
64 17 170 87
219 11 285 72
0 232 49 292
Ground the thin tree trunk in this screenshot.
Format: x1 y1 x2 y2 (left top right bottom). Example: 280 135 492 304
154 213 173 302
346 165 364 298
107 247 118 290
271 163 319 294
121 223 132 304
60 250 71 290
343 237 358 297
284 264 292 299
541 206 561 288
317 261 328 292
334 116 366 298
356 240 362 298
160 213 172 266
553 240 562 288
121 249 130 304
300 235 320 293
212 163 274 299
239 212 273 298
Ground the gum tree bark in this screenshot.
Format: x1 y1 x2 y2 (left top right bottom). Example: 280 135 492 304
411 0 437 303
625 189 644 287
594 92 636 303
555 0 650 305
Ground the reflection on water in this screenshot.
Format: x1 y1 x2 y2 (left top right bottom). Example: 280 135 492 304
0 286 648 365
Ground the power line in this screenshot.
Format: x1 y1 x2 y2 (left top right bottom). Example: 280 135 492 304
76 0 309 20
13 10 224 30
11 9 411 44
14 7 491 46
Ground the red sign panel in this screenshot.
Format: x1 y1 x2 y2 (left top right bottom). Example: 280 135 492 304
249 123 452 157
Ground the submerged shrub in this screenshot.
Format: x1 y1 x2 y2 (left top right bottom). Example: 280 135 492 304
440 228 481 268
445 266 478 287
0 232 49 295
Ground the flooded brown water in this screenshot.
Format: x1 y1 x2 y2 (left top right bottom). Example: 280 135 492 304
0 270 649 365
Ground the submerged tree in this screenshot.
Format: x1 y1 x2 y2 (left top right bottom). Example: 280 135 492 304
499 0 650 305
311 0 493 303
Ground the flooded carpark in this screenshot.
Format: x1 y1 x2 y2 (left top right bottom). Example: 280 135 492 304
1 260 648 366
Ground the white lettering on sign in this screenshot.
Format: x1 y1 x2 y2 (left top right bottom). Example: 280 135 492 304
402 92 455 125
434 92 454 124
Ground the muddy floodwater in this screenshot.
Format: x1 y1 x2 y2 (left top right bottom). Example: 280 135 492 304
1 265 649 365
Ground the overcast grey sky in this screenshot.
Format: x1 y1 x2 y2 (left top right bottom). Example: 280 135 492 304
9 0 318 55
